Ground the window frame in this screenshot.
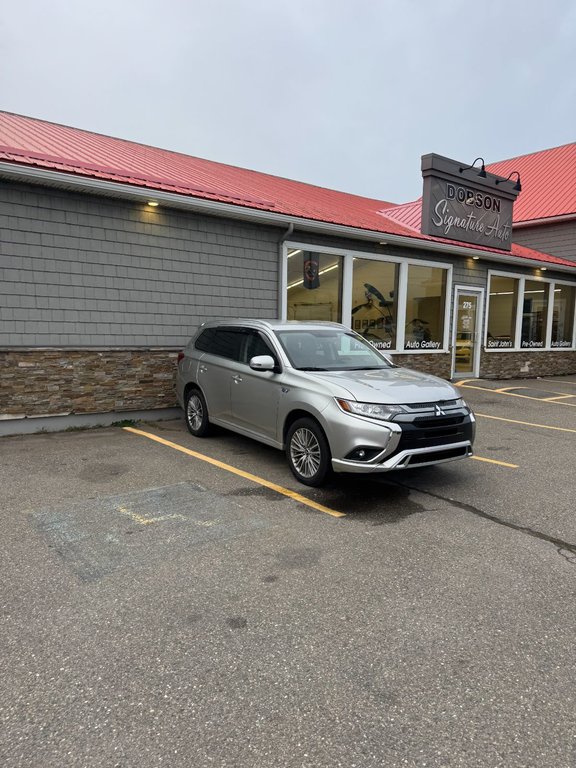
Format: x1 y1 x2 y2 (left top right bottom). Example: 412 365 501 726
486 269 576 351
282 242 453 354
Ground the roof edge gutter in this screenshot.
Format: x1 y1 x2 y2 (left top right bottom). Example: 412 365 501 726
1 161 574 274
513 212 576 228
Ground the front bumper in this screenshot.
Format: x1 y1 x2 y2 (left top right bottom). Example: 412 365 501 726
324 401 475 474
332 440 473 473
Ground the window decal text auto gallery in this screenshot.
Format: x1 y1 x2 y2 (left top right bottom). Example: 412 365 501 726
432 183 511 244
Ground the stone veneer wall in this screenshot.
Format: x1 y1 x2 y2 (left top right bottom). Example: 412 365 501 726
3 348 574 420
1 349 456 419
0 349 178 417
391 353 452 380
480 350 576 379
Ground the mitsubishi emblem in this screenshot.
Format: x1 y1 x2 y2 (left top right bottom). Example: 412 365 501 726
434 404 446 417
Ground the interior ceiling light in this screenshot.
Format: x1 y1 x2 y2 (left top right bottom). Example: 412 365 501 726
287 263 339 289
540 267 547 271
147 201 159 207
472 256 480 260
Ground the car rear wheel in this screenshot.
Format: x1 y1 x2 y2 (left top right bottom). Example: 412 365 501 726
286 418 331 487
185 389 211 437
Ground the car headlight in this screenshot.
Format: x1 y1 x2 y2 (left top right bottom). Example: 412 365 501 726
336 398 405 421
453 397 468 408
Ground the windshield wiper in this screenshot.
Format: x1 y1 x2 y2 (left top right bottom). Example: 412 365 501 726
341 366 388 371
297 366 329 371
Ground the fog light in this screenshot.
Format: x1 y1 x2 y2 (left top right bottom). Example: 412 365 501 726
345 447 382 462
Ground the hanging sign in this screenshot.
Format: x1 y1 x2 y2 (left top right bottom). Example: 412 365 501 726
303 252 320 289
420 154 521 251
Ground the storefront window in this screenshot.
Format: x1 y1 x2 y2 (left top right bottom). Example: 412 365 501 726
404 265 446 351
487 276 518 348
521 280 549 348
286 249 342 322
551 284 576 348
351 258 398 350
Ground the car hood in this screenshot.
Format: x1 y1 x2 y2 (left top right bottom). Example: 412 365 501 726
303 367 458 404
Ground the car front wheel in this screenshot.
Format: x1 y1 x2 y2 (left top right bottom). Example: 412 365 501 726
286 417 331 487
185 389 211 437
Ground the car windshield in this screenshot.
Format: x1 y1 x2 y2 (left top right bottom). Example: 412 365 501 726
275 329 394 371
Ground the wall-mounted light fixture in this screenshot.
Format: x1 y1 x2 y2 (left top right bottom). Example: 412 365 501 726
379 241 387 246
495 171 522 192
147 201 159 207
459 157 486 178
539 266 547 271
472 256 480 260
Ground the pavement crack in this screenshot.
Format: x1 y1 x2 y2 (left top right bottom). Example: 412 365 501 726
395 481 576 563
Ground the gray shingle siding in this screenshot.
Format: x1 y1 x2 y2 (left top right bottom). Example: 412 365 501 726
512 220 576 262
0 183 280 346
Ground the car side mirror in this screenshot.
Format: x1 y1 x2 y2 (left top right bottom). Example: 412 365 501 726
249 354 276 372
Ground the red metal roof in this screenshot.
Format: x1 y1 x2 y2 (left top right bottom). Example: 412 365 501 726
377 199 574 267
0 111 574 269
0 111 400 229
487 143 576 224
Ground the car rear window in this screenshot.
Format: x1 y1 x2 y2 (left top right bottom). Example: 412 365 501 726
195 328 244 361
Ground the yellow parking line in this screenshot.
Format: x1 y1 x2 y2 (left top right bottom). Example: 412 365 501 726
471 456 519 468
458 383 576 406
122 426 345 518
543 394 574 401
476 413 576 433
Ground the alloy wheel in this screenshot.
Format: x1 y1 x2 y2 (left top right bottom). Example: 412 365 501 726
290 427 322 479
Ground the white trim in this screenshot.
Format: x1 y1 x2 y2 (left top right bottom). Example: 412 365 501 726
396 263 407 351
544 283 555 348
284 243 453 354
341 254 353 327
515 276 526 346
452 286 485 379
486 269 576 351
286 240 453 270
2 161 574 273
488 268 576 287
279 242 288 320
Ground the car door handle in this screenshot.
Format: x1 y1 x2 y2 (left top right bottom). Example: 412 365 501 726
199 364 207 373
232 375 243 383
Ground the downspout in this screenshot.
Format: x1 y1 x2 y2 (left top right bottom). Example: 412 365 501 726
278 222 294 319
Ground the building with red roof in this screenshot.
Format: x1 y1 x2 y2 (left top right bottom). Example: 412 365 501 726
487 143 576 261
0 111 575 432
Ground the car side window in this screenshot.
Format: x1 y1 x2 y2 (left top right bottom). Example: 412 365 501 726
195 328 243 361
243 331 277 365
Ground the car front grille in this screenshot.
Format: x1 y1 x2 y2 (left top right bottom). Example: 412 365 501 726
404 399 459 410
394 416 474 451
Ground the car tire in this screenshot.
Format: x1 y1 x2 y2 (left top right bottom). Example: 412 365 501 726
286 417 332 487
185 389 212 437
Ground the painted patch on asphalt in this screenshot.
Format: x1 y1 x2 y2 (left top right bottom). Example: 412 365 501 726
28 482 270 582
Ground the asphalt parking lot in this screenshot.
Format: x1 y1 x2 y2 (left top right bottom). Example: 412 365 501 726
1 375 576 768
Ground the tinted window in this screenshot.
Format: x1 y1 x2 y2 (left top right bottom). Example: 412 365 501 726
244 332 275 363
195 328 243 361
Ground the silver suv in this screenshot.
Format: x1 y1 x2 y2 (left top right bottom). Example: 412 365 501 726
176 320 475 486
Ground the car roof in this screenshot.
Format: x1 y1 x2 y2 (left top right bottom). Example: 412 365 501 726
198 319 347 332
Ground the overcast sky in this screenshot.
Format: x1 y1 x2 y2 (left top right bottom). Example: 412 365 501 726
1 0 575 203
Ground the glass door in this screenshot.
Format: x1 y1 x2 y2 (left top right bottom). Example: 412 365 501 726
452 287 483 378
